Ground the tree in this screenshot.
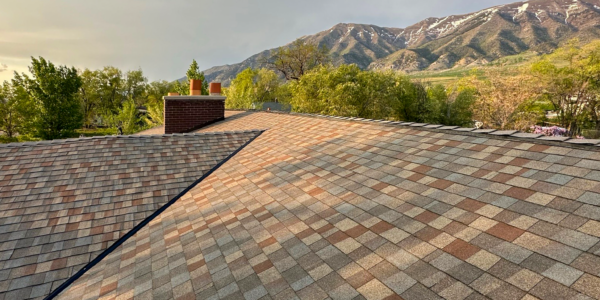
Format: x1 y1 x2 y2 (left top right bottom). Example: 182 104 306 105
288 65 334 114
389 79 435 123
465 69 539 130
143 80 173 126
79 69 102 128
529 39 600 136
174 60 209 95
287 64 471 126
428 84 475 127
254 68 282 102
97 66 124 118
289 65 396 119
0 81 33 138
13 57 83 139
329 66 395 119
145 80 173 103
225 68 256 109
117 97 140 134
145 101 164 126
262 39 329 81
225 68 283 109
123 69 147 106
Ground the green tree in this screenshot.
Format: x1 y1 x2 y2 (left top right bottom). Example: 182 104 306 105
530 39 600 136
13 57 83 139
428 84 475 127
97 66 124 119
225 68 283 109
288 65 333 114
0 81 33 139
123 69 147 106
145 80 173 102
225 68 256 109
117 97 140 134
262 39 330 81
79 69 102 128
254 68 282 102
174 59 209 95
289 65 396 119
145 101 164 126
143 80 173 126
388 78 436 123
287 64 472 124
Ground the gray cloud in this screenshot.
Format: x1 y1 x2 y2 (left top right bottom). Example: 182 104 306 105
0 0 514 81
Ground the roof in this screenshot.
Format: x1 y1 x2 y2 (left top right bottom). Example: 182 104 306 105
48 111 600 300
0 130 262 299
4 111 600 300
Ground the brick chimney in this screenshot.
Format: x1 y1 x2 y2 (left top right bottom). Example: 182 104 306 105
163 80 225 134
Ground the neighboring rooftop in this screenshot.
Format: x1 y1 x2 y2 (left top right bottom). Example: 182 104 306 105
4 111 600 299
0 130 261 299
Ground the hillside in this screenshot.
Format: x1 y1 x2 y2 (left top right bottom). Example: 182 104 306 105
203 0 600 85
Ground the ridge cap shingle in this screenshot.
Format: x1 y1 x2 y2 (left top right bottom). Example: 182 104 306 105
261 110 600 150
0 129 266 149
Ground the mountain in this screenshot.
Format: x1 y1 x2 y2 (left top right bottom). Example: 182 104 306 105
203 0 600 85
201 23 406 85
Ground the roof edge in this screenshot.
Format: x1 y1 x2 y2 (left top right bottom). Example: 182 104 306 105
265 111 600 150
0 129 267 149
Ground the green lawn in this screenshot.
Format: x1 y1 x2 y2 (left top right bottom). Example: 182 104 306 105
408 51 543 85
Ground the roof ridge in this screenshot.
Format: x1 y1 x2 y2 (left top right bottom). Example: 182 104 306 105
263 111 600 150
0 129 266 149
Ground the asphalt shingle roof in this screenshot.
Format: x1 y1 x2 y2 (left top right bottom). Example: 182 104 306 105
0 130 262 299
49 112 600 300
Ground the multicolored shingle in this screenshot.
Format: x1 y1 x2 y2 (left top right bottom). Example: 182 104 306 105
6 111 600 299
0 130 261 300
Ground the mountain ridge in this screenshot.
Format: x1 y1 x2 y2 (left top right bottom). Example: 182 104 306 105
202 0 600 85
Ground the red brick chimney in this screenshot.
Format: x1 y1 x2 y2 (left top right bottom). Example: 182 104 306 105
163 81 225 134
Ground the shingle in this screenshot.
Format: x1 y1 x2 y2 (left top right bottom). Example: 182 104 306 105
0 130 261 299
531 278 582 300
5 112 600 300
542 262 584 286
572 274 600 299
401 283 443 300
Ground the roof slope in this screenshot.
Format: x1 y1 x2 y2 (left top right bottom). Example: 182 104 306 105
59 112 600 300
0 131 262 300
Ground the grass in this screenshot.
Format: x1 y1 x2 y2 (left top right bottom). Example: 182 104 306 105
408 51 543 85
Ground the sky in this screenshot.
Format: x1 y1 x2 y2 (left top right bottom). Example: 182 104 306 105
0 0 516 82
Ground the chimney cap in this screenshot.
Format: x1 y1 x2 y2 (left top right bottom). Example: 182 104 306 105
209 82 222 95
190 79 203 95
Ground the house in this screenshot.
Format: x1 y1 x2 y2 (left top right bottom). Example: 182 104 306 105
3 83 600 299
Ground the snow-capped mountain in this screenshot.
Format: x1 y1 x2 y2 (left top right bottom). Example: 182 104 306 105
203 0 600 85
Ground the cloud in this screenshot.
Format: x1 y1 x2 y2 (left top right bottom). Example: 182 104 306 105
0 0 514 81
